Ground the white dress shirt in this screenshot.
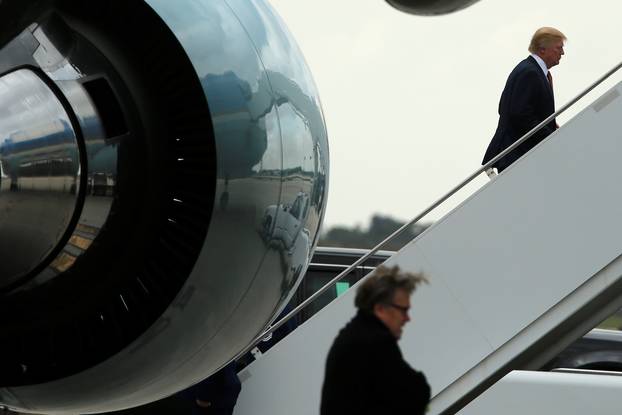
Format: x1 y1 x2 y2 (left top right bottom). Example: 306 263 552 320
530 53 549 77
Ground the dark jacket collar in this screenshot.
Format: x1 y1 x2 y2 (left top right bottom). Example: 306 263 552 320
526 55 553 96
355 309 394 337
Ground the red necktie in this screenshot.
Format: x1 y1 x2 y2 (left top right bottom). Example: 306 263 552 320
547 71 559 129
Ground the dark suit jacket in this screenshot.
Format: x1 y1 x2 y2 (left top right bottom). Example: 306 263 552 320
320 311 430 415
482 55 557 171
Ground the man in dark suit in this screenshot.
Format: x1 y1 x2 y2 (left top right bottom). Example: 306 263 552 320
482 27 566 173
320 265 430 415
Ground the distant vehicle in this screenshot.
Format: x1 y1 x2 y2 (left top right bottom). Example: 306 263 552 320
262 191 310 252
92 172 115 196
542 328 622 372
0 160 9 191
285 247 394 323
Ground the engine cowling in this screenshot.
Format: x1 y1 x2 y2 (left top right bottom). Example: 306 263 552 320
0 0 328 413
385 0 481 15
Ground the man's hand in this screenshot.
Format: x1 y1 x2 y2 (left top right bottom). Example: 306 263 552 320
196 399 211 407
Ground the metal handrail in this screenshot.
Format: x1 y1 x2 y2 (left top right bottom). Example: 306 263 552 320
551 368 622 377
237 60 622 360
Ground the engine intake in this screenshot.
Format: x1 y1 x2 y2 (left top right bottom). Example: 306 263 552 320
0 0 328 413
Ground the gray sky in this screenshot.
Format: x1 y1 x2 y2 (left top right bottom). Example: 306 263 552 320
269 0 622 229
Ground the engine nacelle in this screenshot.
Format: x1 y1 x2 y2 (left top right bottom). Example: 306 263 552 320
385 0 481 15
0 0 328 413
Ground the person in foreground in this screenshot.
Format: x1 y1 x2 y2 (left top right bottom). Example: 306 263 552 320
482 27 566 173
320 265 430 415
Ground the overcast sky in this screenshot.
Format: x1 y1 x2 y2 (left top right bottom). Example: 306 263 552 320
268 0 622 229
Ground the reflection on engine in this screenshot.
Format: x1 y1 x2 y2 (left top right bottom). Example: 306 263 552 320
0 69 80 288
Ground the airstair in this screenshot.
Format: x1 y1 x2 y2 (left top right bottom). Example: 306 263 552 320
233 66 622 415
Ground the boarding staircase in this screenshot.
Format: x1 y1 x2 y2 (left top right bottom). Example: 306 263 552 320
233 64 622 415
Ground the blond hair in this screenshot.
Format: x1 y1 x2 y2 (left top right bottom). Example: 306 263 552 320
528 27 566 53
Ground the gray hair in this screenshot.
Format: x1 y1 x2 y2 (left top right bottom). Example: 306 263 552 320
354 265 427 312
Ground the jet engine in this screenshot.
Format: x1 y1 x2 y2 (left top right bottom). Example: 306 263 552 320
385 0 481 15
0 0 328 413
